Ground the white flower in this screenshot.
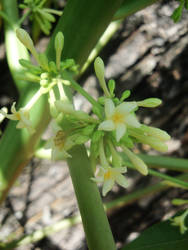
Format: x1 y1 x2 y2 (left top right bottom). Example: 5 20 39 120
45 122 72 161
92 166 128 196
98 99 140 142
0 102 34 134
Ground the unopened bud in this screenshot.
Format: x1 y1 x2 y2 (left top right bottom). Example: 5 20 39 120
123 147 148 175
94 57 105 81
55 32 64 70
141 125 170 141
16 28 39 63
137 98 162 108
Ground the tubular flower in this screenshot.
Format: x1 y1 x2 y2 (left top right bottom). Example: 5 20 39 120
0 102 34 134
98 99 140 142
92 166 128 196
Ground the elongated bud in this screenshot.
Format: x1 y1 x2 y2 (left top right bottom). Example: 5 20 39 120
94 57 111 97
137 98 162 108
16 28 39 63
55 32 64 70
120 90 131 102
141 125 171 141
123 146 148 175
38 53 49 71
108 79 115 96
94 57 105 80
147 137 168 152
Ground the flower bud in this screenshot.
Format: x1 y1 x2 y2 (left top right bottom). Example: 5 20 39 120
141 125 170 141
137 98 162 108
16 28 34 52
123 147 148 175
94 57 105 81
16 28 39 63
55 32 64 70
55 32 64 54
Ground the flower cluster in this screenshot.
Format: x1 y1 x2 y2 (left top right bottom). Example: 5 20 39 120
0 29 171 196
0 28 77 134
89 57 170 195
19 0 62 35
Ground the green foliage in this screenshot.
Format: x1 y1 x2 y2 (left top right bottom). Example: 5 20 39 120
171 0 188 22
121 211 188 250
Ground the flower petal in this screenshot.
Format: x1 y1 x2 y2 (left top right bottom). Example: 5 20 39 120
98 120 115 131
115 174 129 188
104 99 115 118
116 102 137 114
102 179 114 196
125 114 141 128
116 123 126 142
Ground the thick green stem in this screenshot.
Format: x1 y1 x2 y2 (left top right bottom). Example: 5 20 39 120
68 146 116 250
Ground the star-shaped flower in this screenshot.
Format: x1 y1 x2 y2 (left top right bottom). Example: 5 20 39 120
0 102 34 134
98 99 140 142
45 122 72 161
92 166 128 196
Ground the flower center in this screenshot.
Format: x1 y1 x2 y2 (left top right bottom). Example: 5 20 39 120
54 130 65 149
16 112 21 120
104 170 112 180
112 112 124 124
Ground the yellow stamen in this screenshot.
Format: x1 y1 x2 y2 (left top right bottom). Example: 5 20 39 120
54 130 65 149
112 112 124 124
104 170 112 180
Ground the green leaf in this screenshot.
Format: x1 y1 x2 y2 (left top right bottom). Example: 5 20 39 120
121 212 188 250
171 0 184 23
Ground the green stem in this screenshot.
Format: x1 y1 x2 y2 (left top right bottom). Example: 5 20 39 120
0 10 13 27
138 154 188 172
62 71 103 115
106 173 188 211
68 145 116 250
17 9 31 26
125 161 188 189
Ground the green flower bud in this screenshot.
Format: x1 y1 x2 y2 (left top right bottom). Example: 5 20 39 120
38 53 49 71
55 32 64 70
40 72 49 80
108 79 115 96
123 146 148 175
94 57 105 80
19 59 42 74
120 90 131 102
147 138 168 152
16 28 39 63
16 28 34 52
141 125 170 141
49 61 58 74
69 133 89 145
81 124 96 136
137 98 162 108
55 32 64 54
